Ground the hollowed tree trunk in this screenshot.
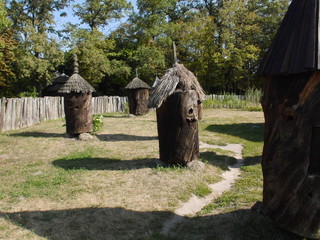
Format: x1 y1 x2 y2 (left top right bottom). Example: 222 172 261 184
156 90 200 165
127 89 149 115
262 71 320 239
64 92 93 135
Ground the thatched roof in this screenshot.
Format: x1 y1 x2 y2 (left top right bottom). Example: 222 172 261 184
125 77 151 90
152 76 161 88
148 63 205 108
258 0 319 76
43 73 69 94
57 56 95 94
57 73 96 93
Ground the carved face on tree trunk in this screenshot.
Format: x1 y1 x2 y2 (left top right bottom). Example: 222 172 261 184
156 89 201 165
183 90 198 123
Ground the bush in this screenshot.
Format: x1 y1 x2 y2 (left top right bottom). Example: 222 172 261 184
92 115 104 134
124 102 129 114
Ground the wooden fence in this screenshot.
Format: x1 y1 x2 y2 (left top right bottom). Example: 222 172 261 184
205 94 245 100
0 96 128 132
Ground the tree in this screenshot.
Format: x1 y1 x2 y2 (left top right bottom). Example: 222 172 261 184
183 0 289 93
73 0 132 31
6 0 68 95
0 0 17 97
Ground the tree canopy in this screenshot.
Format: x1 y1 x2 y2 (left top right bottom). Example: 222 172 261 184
0 0 291 97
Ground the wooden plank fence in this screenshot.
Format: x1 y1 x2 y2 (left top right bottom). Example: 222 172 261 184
205 94 245 100
0 96 128 132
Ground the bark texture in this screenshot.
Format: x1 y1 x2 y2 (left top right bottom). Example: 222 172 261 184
262 71 320 239
156 90 200 165
127 89 149 115
64 92 93 135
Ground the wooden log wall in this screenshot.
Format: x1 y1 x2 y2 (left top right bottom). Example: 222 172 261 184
0 96 128 132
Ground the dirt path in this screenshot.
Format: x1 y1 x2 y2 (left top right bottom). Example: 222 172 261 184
161 142 244 235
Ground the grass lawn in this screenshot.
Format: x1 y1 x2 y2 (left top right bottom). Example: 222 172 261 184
0 109 307 240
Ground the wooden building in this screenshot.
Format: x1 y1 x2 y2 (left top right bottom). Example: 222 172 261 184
58 56 95 135
42 72 69 96
258 0 320 238
125 77 151 115
148 63 205 166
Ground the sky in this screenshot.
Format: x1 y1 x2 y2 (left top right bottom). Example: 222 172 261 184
54 0 137 35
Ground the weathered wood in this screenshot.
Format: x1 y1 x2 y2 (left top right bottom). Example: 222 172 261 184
64 93 93 134
258 0 319 76
127 89 150 115
262 71 320 239
0 96 127 132
156 90 200 165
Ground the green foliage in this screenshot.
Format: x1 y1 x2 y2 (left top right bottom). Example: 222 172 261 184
5 0 67 96
245 88 262 105
192 183 212 197
132 45 166 80
124 102 129 113
0 0 16 93
0 0 11 30
74 0 132 31
203 89 262 111
0 0 290 97
18 88 38 97
92 115 104 134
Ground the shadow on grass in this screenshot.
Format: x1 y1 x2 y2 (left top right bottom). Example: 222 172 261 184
0 207 304 240
97 134 158 142
200 151 238 171
52 157 157 171
244 156 262 166
8 131 65 138
206 123 264 142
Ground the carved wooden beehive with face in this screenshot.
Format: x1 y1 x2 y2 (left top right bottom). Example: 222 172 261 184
148 63 205 165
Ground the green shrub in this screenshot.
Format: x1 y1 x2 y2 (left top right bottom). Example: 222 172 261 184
124 102 129 114
203 89 262 111
92 115 104 134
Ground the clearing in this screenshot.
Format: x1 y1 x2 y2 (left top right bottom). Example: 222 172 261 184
0 109 305 239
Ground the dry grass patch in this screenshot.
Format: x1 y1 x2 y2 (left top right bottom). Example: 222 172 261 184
1 110 250 239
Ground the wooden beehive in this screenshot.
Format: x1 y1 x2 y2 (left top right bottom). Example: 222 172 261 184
125 77 150 115
58 56 95 135
148 62 205 165
258 0 320 238
42 72 69 97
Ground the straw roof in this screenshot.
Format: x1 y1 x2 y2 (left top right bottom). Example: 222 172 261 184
148 63 205 108
57 56 95 94
152 76 161 88
125 77 151 90
57 73 96 93
43 73 69 93
258 0 319 76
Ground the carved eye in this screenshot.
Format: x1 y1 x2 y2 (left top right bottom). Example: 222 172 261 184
188 108 194 115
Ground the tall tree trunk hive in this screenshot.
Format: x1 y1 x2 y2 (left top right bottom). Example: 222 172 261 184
262 71 320 239
64 92 93 135
156 90 200 165
127 89 149 115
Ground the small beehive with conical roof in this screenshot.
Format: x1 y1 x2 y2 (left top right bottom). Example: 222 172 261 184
125 75 150 115
58 55 96 135
42 72 69 96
